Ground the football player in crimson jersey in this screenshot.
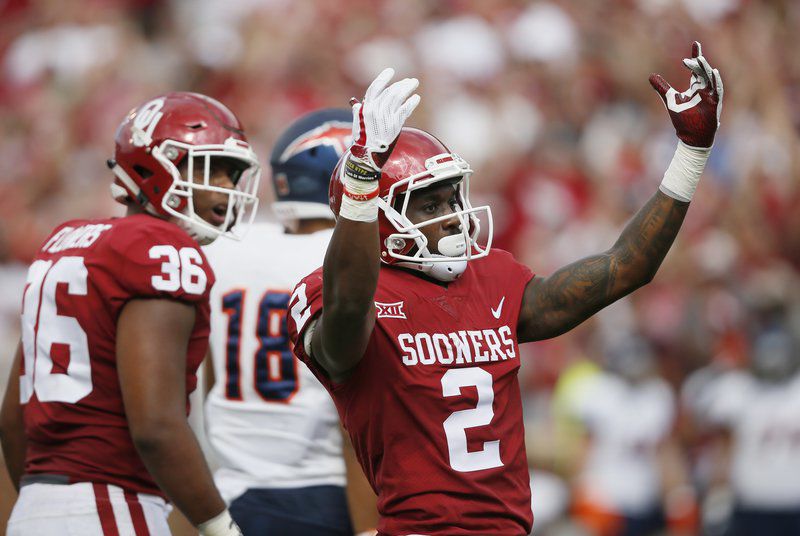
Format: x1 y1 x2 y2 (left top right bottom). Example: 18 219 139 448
202 108 378 535
0 92 260 536
287 42 724 535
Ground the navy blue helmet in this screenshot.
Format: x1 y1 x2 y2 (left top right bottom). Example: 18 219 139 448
269 108 352 222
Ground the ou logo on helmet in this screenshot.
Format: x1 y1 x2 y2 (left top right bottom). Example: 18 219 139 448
131 98 165 147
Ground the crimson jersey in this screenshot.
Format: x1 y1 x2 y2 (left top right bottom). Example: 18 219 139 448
18 214 214 497
288 249 535 535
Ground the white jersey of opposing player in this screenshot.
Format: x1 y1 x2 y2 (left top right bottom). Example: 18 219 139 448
703 370 800 509
568 372 675 514
203 222 340 502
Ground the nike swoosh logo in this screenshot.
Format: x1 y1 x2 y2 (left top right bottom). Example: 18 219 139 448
491 296 505 319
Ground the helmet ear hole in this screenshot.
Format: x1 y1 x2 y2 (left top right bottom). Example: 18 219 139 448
133 165 153 179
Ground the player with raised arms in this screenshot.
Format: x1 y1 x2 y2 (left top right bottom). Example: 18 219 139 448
0 92 260 536
203 108 378 535
287 42 724 535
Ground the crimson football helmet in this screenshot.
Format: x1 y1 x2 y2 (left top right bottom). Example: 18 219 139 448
109 92 260 244
330 127 493 281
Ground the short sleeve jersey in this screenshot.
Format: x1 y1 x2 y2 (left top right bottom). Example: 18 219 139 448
288 249 535 535
19 214 215 497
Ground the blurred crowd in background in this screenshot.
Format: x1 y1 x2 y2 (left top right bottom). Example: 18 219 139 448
1 0 799 534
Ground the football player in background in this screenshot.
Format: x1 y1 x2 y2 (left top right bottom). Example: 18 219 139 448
687 321 800 536
287 42 723 535
558 334 697 536
0 92 259 536
203 108 378 535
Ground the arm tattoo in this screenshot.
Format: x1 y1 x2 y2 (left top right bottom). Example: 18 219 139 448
520 191 688 342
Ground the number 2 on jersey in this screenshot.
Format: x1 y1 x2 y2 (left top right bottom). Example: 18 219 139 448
442 367 503 472
222 290 298 402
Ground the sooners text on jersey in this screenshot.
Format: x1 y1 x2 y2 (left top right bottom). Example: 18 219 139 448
19 214 215 497
288 249 535 535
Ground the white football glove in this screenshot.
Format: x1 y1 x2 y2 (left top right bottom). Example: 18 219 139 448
349 67 420 172
198 509 243 536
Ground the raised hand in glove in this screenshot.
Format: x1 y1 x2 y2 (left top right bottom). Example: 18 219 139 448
650 42 723 202
349 68 420 173
649 41 723 148
339 68 420 219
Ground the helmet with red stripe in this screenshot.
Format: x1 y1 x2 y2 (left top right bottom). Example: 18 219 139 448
109 92 260 245
330 127 492 281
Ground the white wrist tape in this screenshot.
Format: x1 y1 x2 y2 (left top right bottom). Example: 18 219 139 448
340 173 380 222
303 318 318 357
659 141 711 202
198 509 241 536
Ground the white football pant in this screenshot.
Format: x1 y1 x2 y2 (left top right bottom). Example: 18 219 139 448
7 482 172 535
